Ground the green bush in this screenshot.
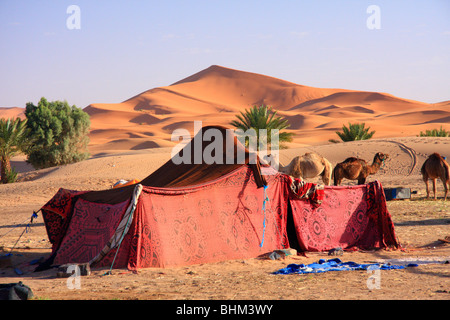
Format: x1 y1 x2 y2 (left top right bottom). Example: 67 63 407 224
5 167 18 183
419 126 449 137
25 97 90 169
330 122 375 143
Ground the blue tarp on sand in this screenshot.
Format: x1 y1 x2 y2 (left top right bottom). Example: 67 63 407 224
273 258 407 275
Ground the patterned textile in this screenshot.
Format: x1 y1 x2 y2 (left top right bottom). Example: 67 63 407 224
89 184 143 267
285 175 324 207
92 166 289 269
40 188 87 251
39 168 399 270
52 198 130 265
290 180 399 252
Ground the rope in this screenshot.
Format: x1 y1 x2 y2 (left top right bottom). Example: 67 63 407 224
102 197 138 276
260 185 269 247
0 217 32 239
7 211 39 254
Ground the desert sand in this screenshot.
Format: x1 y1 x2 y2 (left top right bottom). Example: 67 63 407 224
0 66 449 302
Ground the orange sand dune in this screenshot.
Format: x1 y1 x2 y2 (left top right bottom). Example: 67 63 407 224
0 107 25 120
168 65 340 111
289 91 427 113
84 65 448 152
1 65 448 152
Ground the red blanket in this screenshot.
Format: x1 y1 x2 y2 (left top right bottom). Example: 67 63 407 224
290 181 399 252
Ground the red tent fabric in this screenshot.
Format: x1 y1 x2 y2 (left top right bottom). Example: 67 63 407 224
41 166 290 270
38 126 399 271
40 188 88 253
52 198 131 266
96 166 290 269
290 180 399 252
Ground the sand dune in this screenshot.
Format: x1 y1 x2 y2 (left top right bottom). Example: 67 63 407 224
1 65 448 153
0 107 25 120
83 65 448 152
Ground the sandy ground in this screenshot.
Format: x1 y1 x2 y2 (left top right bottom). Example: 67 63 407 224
0 136 449 302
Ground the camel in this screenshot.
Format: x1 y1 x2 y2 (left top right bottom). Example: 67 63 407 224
333 152 389 186
268 152 333 185
421 153 449 201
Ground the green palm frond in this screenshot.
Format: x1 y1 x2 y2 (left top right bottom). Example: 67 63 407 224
0 118 32 158
333 122 375 142
0 117 32 183
230 105 294 150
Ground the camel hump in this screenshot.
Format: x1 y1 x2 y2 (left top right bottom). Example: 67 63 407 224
303 152 319 159
342 157 364 164
426 152 446 163
303 152 329 166
435 153 450 181
421 152 450 177
431 152 442 159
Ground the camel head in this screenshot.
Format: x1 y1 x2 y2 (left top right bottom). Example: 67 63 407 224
374 152 389 164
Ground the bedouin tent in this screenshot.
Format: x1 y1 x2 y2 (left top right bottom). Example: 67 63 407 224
36 126 399 271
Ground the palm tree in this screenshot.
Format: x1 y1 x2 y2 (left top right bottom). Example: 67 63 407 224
230 105 294 150
330 122 375 143
0 118 32 183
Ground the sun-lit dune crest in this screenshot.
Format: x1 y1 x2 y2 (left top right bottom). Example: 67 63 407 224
289 90 428 113
168 65 340 111
378 108 450 126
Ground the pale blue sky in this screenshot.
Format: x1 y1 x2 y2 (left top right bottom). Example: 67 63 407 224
1 0 449 109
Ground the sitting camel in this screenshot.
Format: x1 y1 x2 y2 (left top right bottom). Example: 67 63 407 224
269 152 333 185
333 152 389 186
421 153 449 201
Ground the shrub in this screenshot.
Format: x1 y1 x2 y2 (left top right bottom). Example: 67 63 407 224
5 167 18 183
419 126 449 137
25 97 90 169
330 122 375 143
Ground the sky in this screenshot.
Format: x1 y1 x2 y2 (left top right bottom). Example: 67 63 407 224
0 0 449 109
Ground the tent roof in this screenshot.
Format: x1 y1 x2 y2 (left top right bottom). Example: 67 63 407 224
79 126 267 204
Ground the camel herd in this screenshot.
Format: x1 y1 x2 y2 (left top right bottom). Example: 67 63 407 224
273 151 449 201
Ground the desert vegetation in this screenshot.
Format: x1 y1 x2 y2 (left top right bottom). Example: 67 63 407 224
330 122 375 143
230 104 294 150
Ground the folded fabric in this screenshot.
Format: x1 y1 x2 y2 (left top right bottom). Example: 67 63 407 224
287 176 324 207
273 258 406 275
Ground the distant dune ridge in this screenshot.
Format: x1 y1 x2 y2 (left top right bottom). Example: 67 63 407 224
0 107 25 120
1 65 449 154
